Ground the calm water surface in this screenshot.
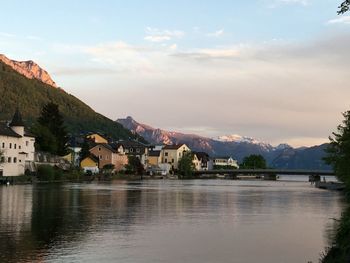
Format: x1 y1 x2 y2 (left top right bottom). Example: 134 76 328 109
0 178 344 263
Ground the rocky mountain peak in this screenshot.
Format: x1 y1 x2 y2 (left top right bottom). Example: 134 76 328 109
0 54 58 88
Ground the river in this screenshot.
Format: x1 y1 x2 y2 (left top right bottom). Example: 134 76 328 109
0 178 344 263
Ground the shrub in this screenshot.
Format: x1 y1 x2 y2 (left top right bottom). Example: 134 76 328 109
37 165 55 181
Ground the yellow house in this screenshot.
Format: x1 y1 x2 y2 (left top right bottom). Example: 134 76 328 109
80 155 99 173
147 150 161 166
160 144 191 169
86 133 108 144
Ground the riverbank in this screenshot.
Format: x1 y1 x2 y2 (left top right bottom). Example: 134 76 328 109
322 194 350 263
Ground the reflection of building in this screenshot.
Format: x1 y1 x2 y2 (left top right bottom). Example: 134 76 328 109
0 109 35 176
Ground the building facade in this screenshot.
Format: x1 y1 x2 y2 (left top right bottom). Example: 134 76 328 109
160 144 191 170
0 110 35 176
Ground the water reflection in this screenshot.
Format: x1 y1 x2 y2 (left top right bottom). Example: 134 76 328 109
0 180 344 263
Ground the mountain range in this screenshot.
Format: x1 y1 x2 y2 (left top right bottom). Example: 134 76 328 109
117 116 331 170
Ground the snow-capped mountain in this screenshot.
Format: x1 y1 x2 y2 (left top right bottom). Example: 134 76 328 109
116 116 330 169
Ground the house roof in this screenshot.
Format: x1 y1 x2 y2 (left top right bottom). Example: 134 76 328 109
0 123 22 138
24 130 35 138
213 156 232 160
92 143 117 153
163 144 184 150
193 152 210 161
149 150 161 157
84 154 99 163
117 140 148 148
9 108 25 127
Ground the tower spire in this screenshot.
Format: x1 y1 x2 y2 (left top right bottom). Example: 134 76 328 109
9 108 24 127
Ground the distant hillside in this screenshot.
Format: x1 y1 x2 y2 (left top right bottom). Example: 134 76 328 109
0 59 144 142
117 116 331 170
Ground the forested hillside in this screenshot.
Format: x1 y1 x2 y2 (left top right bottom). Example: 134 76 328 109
0 61 144 142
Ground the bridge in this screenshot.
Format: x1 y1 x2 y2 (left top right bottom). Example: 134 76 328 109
194 169 335 176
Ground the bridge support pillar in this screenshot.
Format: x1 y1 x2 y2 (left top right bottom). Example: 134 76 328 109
263 174 277 181
309 175 321 183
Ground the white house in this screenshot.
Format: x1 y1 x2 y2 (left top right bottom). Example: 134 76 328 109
213 157 239 169
0 109 35 176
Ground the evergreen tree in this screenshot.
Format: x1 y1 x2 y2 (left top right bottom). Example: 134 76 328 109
79 138 91 160
126 156 144 175
324 111 350 188
178 152 195 179
338 1 350 14
240 154 267 169
33 102 68 156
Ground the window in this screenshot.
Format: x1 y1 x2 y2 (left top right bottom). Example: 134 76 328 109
0 157 4 163
8 157 11 163
171 159 174 163
1 143 4 148
98 147 101 151
14 144 16 149
99 155 103 160
130 148 134 152
19 145 21 149
106 155 109 160
165 158 168 163
165 152 168 156
19 159 21 163
9 143 12 149
136 148 140 153
26 141 29 146
14 157 17 163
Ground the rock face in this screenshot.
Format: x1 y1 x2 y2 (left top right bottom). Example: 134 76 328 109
116 116 331 170
0 54 57 88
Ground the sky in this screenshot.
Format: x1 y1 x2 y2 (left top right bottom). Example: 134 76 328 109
1 0 350 147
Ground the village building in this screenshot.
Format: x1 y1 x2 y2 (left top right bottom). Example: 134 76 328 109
86 133 108 144
160 144 191 170
213 156 239 169
116 140 150 166
0 109 35 176
80 155 99 174
193 152 212 171
89 143 128 172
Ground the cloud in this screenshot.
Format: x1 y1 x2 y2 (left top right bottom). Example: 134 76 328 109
51 33 350 146
207 29 224 37
172 47 241 60
144 27 184 42
269 0 310 8
327 16 350 25
278 0 309 4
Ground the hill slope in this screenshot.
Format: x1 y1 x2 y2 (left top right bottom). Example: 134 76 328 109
0 60 143 141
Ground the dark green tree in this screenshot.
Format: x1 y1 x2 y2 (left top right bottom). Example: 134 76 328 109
79 138 91 160
324 111 350 188
240 154 267 169
33 102 68 156
126 156 144 175
31 124 58 154
338 1 350 14
178 152 195 179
